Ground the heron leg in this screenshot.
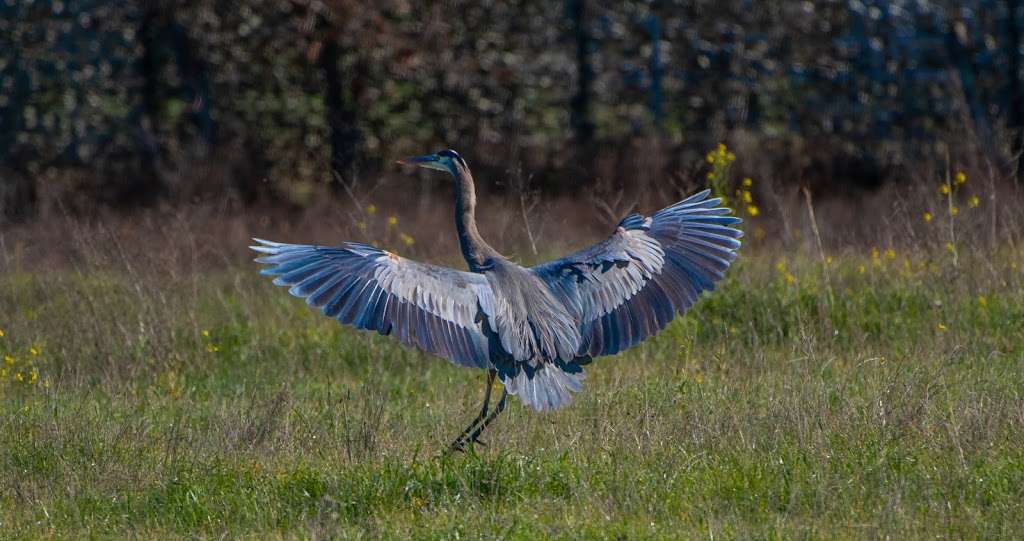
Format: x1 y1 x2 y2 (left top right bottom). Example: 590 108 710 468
448 370 496 452
466 388 508 447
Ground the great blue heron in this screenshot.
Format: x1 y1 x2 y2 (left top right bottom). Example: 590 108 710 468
251 149 742 451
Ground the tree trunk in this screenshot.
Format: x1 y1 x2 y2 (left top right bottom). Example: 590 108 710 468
946 20 995 154
1008 0 1023 179
169 21 216 150
568 0 594 177
647 15 663 129
0 2 36 222
0 165 37 224
119 1 168 206
319 33 362 194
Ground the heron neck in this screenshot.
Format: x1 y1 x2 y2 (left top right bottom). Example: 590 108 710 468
452 164 496 271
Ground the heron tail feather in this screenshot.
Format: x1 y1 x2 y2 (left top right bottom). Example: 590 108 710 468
500 361 585 412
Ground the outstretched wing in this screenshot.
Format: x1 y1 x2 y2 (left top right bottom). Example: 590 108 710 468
531 189 742 357
251 239 492 368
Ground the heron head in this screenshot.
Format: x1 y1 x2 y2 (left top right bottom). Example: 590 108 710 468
398 149 466 175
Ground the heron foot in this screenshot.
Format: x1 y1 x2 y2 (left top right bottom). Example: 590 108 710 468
446 371 497 453
461 389 507 450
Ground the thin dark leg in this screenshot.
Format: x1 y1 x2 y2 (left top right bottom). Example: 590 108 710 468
448 370 496 452
466 389 508 446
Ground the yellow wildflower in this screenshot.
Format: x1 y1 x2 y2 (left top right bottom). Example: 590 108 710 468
29 346 39 356
977 295 988 307
742 177 753 187
206 344 219 353
784 272 796 284
725 152 736 163
366 204 377 215
884 248 895 260
871 247 880 260
705 153 715 164
400 233 415 247
775 260 787 273
201 329 210 338
857 264 866 274
3 355 13 365
936 323 947 333
825 255 833 265
387 216 398 227
939 183 950 195
923 211 933 223
29 370 37 384
15 372 23 382
968 195 980 208
954 171 967 185
945 242 955 253
950 206 958 216
43 379 50 389
0 328 5 337
746 205 759 217
742 191 753 203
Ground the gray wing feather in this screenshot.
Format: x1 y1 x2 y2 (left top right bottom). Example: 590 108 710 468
532 189 742 357
251 239 492 369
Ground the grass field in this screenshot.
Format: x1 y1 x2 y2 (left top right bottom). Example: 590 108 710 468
2 207 1023 538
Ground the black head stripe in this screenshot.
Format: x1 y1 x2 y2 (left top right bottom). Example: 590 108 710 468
438 149 465 166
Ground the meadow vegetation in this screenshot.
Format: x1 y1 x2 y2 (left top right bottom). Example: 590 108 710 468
1 153 1022 538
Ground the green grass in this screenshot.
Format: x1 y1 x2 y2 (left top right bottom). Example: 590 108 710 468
1 248 1022 539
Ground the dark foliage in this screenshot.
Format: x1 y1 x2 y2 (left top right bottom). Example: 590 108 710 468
0 0 1021 221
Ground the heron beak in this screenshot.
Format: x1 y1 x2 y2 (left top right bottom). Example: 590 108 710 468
398 154 448 172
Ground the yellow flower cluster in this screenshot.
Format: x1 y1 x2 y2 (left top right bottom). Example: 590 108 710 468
0 331 48 391
702 144 760 219
774 259 796 284
870 247 898 267
739 177 759 217
932 170 976 215
858 246 912 276
201 329 220 354
704 143 736 206
705 143 735 166
356 201 417 254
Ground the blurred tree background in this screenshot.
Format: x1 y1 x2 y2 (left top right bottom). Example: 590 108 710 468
1 0 1021 222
